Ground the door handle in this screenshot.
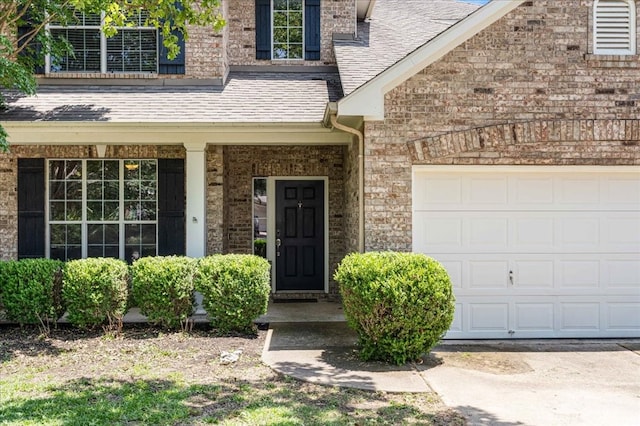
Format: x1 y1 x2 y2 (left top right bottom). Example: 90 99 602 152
275 238 281 257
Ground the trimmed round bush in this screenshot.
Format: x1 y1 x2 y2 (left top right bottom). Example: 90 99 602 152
334 252 455 365
131 256 196 329
195 254 271 334
62 258 129 329
0 259 65 326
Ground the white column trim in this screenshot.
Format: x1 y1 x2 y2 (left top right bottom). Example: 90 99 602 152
184 142 208 258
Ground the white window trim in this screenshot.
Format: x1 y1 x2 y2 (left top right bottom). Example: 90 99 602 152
45 159 158 261
593 0 637 55
46 11 158 74
270 0 306 61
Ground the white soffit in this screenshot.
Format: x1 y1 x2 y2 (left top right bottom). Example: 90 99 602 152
337 0 526 120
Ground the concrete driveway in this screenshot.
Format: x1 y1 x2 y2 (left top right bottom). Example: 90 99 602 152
262 321 640 426
422 341 640 426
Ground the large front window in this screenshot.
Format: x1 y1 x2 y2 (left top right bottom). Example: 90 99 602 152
48 10 158 73
47 160 157 262
272 0 304 59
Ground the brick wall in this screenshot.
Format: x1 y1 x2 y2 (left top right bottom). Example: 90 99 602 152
364 0 640 251
206 145 225 254
223 145 346 296
342 142 360 254
0 145 184 260
227 0 355 66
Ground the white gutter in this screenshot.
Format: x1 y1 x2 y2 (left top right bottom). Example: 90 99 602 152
329 112 365 253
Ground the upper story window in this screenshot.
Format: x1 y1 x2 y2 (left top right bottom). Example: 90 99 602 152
255 0 320 60
47 9 158 73
593 0 637 55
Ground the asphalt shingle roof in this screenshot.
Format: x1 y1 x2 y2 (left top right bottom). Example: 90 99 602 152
0 72 342 123
334 0 481 96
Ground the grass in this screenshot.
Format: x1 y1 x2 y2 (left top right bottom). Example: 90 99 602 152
0 326 464 425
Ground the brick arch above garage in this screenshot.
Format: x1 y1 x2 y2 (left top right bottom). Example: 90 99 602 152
407 119 640 165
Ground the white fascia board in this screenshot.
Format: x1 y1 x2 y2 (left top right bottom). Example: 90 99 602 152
2 121 353 145
338 0 526 120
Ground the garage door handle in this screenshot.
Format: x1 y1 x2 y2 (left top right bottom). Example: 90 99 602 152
509 270 514 285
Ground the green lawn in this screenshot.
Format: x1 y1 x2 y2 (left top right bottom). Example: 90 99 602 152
0 327 464 425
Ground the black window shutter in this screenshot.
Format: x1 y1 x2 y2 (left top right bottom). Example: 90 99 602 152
18 159 45 259
159 30 186 74
305 0 321 60
157 159 185 255
255 0 271 59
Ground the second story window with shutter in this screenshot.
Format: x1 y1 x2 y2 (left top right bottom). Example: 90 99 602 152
593 0 637 55
256 0 321 61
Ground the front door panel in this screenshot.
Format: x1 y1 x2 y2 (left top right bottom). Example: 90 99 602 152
275 180 324 291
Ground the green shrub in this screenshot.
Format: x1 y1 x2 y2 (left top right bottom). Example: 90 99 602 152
62 258 129 330
131 256 196 329
253 238 266 258
0 259 65 327
195 254 271 334
334 252 455 365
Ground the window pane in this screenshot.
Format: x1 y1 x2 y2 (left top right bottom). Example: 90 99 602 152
104 181 119 200
140 181 156 200
141 245 156 257
273 27 287 43
104 202 119 221
104 225 119 245
125 224 140 244
67 246 82 260
67 224 82 244
50 224 66 245
49 181 66 200
290 0 303 11
86 160 102 179
289 11 303 27
104 246 119 259
290 28 303 43
289 44 303 59
141 224 156 244
50 202 65 220
87 201 103 220
87 246 103 257
88 224 104 244
66 161 82 179
104 161 119 180
49 161 65 180
87 181 102 200
141 202 156 220
66 202 82 221
140 160 156 180
274 11 287 26
125 180 140 200
274 0 287 10
66 181 82 200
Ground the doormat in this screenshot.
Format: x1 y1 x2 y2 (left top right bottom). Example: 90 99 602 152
272 298 318 303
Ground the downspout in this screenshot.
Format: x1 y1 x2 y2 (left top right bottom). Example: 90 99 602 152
329 113 365 253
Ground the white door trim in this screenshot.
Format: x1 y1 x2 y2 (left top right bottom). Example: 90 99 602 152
266 176 330 293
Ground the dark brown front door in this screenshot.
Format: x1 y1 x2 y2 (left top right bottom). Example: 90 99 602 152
275 180 325 291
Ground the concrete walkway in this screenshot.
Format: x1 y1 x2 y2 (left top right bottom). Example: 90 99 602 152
261 320 640 426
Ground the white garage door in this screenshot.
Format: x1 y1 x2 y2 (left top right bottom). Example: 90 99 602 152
412 166 640 339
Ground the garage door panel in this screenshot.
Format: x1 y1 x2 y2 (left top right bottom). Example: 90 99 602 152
559 260 600 288
607 259 640 288
606 178 640 205
560 302 600 331
470 178 508 204
607 303 640 330
469 303 509 331
413 167 640 339
514 177 554 204
513 260 554 288
469 218 508 248
515 303 555 331
469 261 509 289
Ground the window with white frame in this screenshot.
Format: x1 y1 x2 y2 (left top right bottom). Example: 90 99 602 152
48 9 158 73
272 0 304 59
48 159 157 262
593 0 637 55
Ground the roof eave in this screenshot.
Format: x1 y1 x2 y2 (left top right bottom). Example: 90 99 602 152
337 0 526 120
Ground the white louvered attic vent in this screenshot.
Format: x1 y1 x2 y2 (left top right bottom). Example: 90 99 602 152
594 0 637 54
